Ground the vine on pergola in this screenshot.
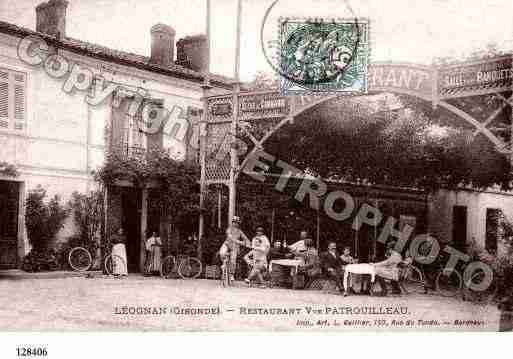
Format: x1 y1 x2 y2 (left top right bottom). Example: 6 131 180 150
93 149 201 219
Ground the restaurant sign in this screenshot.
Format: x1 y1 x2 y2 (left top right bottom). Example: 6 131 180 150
438 56 512 98
208 91 290 122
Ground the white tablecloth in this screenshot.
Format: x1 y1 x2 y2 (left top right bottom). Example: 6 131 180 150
343 263 376 291
269 259 304 272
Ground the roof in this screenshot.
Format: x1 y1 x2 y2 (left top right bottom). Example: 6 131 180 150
0 20 234 90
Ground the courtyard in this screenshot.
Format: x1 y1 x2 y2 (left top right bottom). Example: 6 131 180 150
0 274 501 331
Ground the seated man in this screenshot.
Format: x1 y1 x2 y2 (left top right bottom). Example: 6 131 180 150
295 238 321 288
373 241 403 296
320 242 344 293
286 230 308 258
268 240 288 261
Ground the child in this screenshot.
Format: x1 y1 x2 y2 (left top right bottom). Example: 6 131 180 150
341 246 357 265
243 238 268 287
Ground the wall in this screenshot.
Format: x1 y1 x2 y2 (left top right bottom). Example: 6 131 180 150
428 188 513 257
0 31 212 260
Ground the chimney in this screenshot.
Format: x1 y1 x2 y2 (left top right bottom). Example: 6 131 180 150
176 35 208 72
150 24 176 67
36 0 68 38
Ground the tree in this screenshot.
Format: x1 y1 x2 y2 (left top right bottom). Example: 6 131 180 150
67 190 104 249
264 93 512 191
25 186 69 251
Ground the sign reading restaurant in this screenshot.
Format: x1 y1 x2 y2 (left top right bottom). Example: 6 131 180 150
208 56 513 122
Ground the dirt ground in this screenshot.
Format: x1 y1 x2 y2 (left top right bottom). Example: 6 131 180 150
0 275 501 331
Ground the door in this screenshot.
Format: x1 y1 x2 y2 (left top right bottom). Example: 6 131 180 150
121 187 142 273
0 181 19 269
452 205 467 251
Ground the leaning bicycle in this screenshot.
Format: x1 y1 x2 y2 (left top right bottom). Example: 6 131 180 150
68 245 125 275
161 243 202 279
399 260 428 295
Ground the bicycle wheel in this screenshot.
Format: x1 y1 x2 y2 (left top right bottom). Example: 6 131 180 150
402 266 426 294
463 271 499 304
68 247 92 272
178 257 202 279
104 254 126 275
436 269 462 297
160 255 176 278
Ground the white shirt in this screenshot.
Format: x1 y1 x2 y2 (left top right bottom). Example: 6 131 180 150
288 240 306 253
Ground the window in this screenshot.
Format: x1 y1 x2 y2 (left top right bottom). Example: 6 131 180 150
0 67 26 131
485 208 500 254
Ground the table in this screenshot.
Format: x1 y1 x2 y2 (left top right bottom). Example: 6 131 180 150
343 263 376 292
269 259 304 274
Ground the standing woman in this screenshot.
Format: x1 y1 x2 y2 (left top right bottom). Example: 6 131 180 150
111 228 128 277
145 231 162 275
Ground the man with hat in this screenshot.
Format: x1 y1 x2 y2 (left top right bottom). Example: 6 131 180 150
219 216 250 281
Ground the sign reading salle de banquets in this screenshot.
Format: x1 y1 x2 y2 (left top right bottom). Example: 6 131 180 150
438 56 513 98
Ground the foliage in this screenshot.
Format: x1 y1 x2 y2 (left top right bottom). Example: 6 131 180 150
0 161 19 178
94 148 200 221
246 44 513 191
264 93 512 191
21 248 59 272
67 191 103 250
245 71 279 91
25 186 69 251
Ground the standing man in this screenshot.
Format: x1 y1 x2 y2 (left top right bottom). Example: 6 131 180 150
219 216 250 281
252 226 270 254
244 226 270 284
320 241 344 293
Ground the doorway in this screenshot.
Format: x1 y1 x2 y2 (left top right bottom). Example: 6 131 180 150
0 180 20 269
121 187 142 273
452 205 468 251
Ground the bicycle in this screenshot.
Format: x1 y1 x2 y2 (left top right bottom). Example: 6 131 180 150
68 245 125 275
161 244 202 279
434 260 500 304
399 259 429 295
220 255 232 287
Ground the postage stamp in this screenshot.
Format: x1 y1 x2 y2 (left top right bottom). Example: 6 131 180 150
278 18 370 95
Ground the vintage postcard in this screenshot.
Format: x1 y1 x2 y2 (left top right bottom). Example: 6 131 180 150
0 0 513 343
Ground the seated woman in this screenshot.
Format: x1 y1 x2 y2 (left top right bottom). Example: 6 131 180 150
373 241 403 296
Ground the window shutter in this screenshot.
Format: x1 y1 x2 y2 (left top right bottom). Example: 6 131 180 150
0 68 26 131
13 72 25 130
0 70 8 129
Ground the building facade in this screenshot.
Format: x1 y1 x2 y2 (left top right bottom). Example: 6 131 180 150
0 0 230 269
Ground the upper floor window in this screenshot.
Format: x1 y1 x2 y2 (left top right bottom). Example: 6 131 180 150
0 67 26 131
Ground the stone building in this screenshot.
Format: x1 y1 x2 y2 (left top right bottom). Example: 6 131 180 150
0 0 231 270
